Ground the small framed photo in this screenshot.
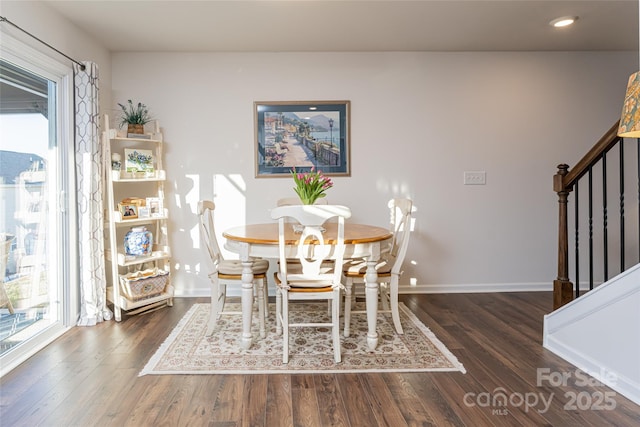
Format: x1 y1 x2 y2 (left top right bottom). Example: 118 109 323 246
137 207 150 218
146 197 163 217
119 204 138 220
254 100 350 177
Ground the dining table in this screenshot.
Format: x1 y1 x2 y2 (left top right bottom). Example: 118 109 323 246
222 222 393 351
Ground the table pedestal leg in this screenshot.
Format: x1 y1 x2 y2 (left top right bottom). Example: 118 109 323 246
241 260 254 349
365 260 379 351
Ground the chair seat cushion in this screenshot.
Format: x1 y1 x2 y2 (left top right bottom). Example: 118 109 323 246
289 285 334 292
218 258 270 275
343 254 393 277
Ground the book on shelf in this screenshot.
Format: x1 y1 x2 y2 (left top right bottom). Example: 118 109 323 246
127 133 152 139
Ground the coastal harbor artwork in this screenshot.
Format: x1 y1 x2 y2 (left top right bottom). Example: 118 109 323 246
254 101 350 177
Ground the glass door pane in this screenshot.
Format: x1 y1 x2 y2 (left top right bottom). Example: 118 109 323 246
0 60 60 356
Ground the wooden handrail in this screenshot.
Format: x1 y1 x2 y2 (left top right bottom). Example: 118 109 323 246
553 120 622 310
561 121 621 190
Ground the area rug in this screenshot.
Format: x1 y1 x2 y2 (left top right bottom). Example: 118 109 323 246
140 302 465 375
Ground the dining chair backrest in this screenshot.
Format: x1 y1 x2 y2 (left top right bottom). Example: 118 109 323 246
276 197 330 226
197 200 223 269
277 197 329 206
270 205 351 286
388 198 413 275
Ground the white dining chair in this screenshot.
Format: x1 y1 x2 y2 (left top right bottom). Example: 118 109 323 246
343 198 413 336
197 200 270 338
271 204 351 363
276 197 328 206
275 197 332 271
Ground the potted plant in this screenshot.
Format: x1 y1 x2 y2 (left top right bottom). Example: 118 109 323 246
117 99 152 135
291 166 333 205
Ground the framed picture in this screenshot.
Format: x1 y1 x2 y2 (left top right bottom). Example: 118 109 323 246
137 207 150 218
124 148 154 174
254 100 350 177
146 197 163 217
119 204 138 220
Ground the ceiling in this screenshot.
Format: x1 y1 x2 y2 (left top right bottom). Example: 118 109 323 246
40 0 639 53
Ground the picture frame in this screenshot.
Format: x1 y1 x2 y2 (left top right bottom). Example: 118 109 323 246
124 148 154 174
254 100 350 177
146 197 163 217
137 207 150 218
119 204 138 220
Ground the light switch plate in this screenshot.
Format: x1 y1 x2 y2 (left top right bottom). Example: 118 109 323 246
464 171 486 185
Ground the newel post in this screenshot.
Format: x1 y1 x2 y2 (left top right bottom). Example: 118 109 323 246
553 164 574 309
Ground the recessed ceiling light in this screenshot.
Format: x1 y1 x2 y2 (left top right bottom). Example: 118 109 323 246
549 16 579 28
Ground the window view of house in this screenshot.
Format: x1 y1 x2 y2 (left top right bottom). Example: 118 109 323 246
0 60 56 356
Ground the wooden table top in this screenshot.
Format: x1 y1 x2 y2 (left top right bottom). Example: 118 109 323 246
223 223 392 245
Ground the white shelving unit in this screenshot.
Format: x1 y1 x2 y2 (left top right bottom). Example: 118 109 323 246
102 115 173 321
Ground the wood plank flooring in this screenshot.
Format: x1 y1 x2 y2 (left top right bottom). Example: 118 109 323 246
1 292 638 426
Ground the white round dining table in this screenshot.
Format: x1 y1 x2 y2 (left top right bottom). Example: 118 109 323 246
223 222 393 351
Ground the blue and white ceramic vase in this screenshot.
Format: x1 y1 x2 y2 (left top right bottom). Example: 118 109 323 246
124 226 153 256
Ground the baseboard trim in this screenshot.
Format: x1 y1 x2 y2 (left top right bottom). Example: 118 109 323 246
174 289 211 298
399 282 552 294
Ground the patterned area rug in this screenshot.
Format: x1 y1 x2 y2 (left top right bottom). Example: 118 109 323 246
140 302 465 375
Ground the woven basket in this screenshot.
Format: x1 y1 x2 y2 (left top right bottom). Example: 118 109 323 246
119 269 169 301
127 123 144 134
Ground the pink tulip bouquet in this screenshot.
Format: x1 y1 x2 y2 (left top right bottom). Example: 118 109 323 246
291 167 333 205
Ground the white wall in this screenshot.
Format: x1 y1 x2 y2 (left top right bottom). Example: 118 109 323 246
2 2 635 298
110 51 636 297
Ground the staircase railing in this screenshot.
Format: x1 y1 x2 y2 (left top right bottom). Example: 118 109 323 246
553 120 640 309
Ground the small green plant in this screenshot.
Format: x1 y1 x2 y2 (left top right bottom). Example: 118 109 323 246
117 100 152 128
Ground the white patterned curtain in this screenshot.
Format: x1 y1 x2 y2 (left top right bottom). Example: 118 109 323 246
74 62 112 325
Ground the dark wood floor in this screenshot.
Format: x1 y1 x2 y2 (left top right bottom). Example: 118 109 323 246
1 292 638 426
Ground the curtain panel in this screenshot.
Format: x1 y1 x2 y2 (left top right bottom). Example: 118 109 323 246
74 62 112 326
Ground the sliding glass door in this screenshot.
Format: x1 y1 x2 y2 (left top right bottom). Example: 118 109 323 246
0 35 76 375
